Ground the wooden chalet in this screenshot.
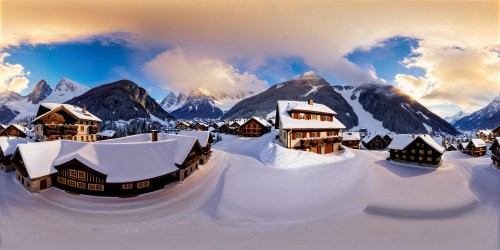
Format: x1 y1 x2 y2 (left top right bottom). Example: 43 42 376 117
192 122 209 131
229 120 245 134
492 126 500 138
239 117 272 137
383 133 394 144
464 139 487 157
342 132 361 149
446 143 457 151
276 99 346 154
11 132 204 196
490 137 500 169
175 121 191 130
218 123 230 134
362 133 388 150
0 124 30 138
179 130 214 164
476 129 494 143
458 142 469 152
388 134 446 167
31 103 102 142
0 137 31 172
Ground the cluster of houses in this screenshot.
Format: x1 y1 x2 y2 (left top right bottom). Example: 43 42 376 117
1 103 214 197
1 99 499 198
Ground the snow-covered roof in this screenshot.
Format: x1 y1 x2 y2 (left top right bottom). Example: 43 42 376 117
342 132 361 141
215 122 225 127
231 120 245 127
384 133 394 139
17 133 200 182
1 124 34 138
476 129 492 136
0 124 6 129
96 130 116 137
286 101 337 115
0 137 32 156
244 117 272 128
178 130 211 147
469 138 486 148
388 134 445 153
461 142 469 149
362 133 382 144
177 121 190 127
277 100 346 130
32 103 102 123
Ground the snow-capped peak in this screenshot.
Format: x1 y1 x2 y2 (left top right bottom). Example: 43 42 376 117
55 77 88 93
297 71 321 80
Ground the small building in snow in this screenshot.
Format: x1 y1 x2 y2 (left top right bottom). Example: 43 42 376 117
239 117 272 137
191 122 209 131
178 130 214 164
31 103 101 142
96 130 116 140
342 132 361 149
0 137 32 172
464 139 487 157
362 133 388 150
0 124 31 138
388 134 445 167
490 137 500 169
476 129 493 143
276 99 345 154
446 143 457 151
229 120 245 134
11 132 204 196
175 121 191 130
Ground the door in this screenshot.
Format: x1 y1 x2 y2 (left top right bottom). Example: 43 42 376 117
40 179 47 190
325 144 333 154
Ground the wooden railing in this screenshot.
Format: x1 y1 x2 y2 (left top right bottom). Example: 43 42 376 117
301 136 342 147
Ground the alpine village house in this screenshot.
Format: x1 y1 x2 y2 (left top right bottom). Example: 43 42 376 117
239 117 272 137
388 134 446 167
32 103 101 142
11 131 207 196
362 133 389 150
276 99 346 154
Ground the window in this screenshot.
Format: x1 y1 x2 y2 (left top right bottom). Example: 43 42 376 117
122 183 133 189
402 150 406 153
69 169 77 179
395 154 399 159
419 150 424 154
77 182 86 189
427 157 432 162
68 179 76 187
411 149 416 153
57 176 66 184
77 171 86 181
410 156 415 161
416 143 420 147
311 114 317 120
402 155 407 159
428 150 433 155
88 184 104 191
80 126 84 132
81 136 84 141
419 157 423 162
296 132 303 139
137 180 150 189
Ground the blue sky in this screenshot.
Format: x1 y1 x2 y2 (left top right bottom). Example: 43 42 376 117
3 36 422 101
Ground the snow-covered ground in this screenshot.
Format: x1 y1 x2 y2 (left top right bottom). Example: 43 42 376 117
0 130 498 249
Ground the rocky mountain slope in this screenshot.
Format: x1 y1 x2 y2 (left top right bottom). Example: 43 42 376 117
453 94 500 131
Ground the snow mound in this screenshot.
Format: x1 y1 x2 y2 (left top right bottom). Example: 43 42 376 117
259 138 355 169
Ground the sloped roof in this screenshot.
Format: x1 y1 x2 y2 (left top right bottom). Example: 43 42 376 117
362 133 382 144
277 100 346 130
96 130 116 137
32 103 102 123
342 132 361 141
17 133 199 182
387 134 445 153
286 101 337 115
178 131 211 147
469 138 487 148
0 137 32 156
243 117 272 128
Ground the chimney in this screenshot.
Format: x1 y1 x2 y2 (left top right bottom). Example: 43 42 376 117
82 105 87 113
308 99 314 105
151 130 158 142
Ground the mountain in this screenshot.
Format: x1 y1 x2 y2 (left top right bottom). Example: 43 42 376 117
27 80 52 104
164 88 255 119
65 80 175 122
170 89 224 119
453 94 500 131
160 92 187 112
221 71 359 129
0 78 88 124
443 111 468 124
335 84 460 135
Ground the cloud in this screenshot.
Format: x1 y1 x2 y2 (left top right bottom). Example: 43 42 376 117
397 44 500 113
0 53 30 93
144 48 267 95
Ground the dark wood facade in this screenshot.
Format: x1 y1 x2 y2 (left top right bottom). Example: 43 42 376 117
0 125 27 138
490 139 500 169
217 124 230 134
363 135 388 150
465 143 487 157
239 118 271 137
192 123 208 131
383 135 393 144
342 139 361 149
389 137 443 167
175 122 190 130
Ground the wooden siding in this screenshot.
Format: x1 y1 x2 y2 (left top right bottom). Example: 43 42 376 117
389 137 443 166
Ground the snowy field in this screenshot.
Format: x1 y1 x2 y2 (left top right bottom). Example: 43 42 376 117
0 131 499 249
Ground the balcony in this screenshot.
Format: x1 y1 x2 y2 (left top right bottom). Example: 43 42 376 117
43 125 78 136
300 136 342 148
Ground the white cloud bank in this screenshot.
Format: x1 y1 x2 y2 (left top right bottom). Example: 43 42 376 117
144 48 267 95
0 53 30 93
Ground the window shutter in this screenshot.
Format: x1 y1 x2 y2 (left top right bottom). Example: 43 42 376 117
306 114 311 119
292 132 296 140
